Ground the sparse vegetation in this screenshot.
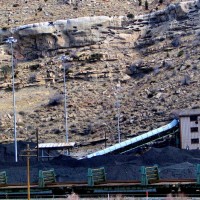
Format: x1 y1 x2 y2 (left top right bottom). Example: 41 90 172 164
29 64 40 71
85 67 93 71
127 13 134 18
52 128 62 134
88 53 103 62
171 36 181 47
138 0 142 6
18 111 26 116
166 51 170 58
48 93 63 106
145 0 148 10
37 6 43 12
177 50 184 57
181 75 190 85
1 65 11 80
28 73 37 83
1 27 9 31
13 3 20 7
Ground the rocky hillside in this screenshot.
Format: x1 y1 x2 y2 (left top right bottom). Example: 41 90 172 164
0 0 174 28
0 0 200 157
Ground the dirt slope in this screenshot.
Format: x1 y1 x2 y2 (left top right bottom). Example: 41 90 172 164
0 0 200 157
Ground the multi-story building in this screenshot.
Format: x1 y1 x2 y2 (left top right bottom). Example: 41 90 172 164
179 109 200 149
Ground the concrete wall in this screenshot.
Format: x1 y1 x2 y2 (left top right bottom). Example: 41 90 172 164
180 115 200 149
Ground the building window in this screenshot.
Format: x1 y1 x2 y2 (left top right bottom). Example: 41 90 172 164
191 138 199 144
191 127 199 132
190 115 198 122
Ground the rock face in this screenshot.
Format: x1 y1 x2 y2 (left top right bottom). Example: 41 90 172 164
0 16 123 59
0 0 200 155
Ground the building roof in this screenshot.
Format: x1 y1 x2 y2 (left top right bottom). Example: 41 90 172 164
37 142 76 150
179 109 200 117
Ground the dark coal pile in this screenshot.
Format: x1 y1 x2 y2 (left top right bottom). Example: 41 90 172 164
0 142 199 184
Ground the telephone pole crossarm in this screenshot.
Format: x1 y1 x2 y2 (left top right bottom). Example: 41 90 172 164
20 144 37 200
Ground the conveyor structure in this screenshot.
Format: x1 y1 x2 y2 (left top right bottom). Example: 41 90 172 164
85 119 179 159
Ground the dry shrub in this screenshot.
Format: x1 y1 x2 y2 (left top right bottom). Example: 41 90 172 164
181 75 190 86
48 93 63 106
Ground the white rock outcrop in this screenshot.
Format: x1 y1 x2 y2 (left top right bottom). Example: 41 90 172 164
0 0 200 59
0 16 124 59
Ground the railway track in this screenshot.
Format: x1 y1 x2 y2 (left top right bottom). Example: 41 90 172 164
0 179 199 198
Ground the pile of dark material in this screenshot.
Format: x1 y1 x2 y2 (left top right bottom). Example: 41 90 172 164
0 142 199 184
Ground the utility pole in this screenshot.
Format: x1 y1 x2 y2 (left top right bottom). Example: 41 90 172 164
20 144 37 200
5 37 18 162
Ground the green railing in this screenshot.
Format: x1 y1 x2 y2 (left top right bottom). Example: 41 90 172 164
39 169 56 187
88 167 106 186
141 165 160 185
0 171 7 185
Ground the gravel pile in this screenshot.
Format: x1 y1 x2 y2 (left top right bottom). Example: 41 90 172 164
0 142 199 184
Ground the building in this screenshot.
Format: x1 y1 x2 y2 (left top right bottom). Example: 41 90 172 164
37 142 76 160
179 109 200 149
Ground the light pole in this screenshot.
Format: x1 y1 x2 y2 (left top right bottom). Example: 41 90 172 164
103 123 107 148
114 81 121 143
60 55 70 144
117 93 120 143
5 37 18 162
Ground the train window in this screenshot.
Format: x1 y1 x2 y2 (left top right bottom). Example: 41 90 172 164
191 127 199 132
190 115 198 122
191 138 199 144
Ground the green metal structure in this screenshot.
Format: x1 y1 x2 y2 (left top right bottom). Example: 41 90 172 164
141 165 160 185
0 171 7 185
197 164 200 184
38 169 56 187
3 164 200 197
88 167 106 186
